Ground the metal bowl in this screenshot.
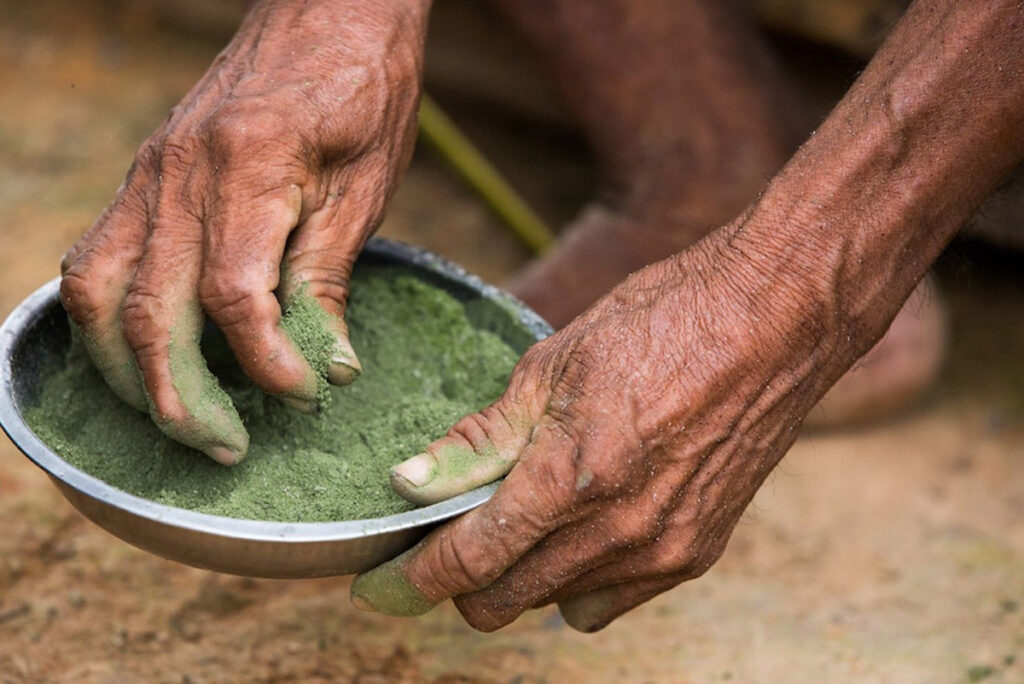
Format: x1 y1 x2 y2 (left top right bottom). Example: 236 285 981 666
0 238 552 578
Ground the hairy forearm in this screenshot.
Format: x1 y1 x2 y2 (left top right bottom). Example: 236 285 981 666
731 0 1024 366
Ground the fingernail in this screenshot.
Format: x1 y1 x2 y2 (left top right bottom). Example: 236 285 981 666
280 395 319 413
350 595 375 612
328 336 361 386
390 452 438 489
207 446 243 466
328 359 360 386
350 554 436 617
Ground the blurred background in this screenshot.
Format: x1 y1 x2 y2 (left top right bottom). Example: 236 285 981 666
1 0 1023 681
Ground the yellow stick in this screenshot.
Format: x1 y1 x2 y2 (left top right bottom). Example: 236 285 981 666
417 94 555 254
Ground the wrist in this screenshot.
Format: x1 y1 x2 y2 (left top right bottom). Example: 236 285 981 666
693 215 857 378
242 0 432 42
709 0 1024 378
223 0 428 101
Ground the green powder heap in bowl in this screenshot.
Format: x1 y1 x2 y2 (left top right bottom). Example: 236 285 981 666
25 264 523 522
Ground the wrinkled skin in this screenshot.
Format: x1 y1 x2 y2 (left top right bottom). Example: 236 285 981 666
58 0 428 463
490 0 948 430
353 224 844 632
57 0 1024 635
493 0 806 330
352 0 1024 631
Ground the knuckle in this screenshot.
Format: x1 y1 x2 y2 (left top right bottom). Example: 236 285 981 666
129 139 161 181
685 557 716 581
200 107 292 163
198 274 266 328
604 509 663 550
59 270 110 328
517 438 579 521
102 173 153 229
150 392 189 427
59 237 136 328
59 248 77 276
511 346 548 381
501 348 556 412
647 537 708 578
475 402 517 439
552 347 597 398
444 409 508 455
428 530 497 595
157 134 200 177
286 261 352 311
305 281 347 318
120 287 170 352
683 537 728 580
574 428 646 498
646 545 691 577
509 493 562 538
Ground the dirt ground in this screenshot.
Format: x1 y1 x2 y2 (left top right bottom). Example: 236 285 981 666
2 1 1024 682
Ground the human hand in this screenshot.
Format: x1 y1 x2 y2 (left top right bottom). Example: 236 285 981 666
58 0 429 463
348 223 855 632
363 0 1024 633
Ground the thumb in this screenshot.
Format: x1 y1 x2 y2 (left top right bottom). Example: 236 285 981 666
351 416 574 619
389 399 537 505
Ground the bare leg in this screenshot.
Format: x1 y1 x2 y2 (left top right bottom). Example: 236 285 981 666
493 0 805 327
494 0 947 426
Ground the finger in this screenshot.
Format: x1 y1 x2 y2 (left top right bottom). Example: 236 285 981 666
452 519 606 630
121 190 248 464
350 417 579 619
553 484 748 603
557 574 684 633
389 396 539 506
60 172 152 410
279 169 392 386
452 476 680 630
198 179 324 408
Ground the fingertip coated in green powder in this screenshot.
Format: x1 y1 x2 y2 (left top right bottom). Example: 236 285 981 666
25 265 524 522
164 314 247 454
351 548 437 616
280 287 337 408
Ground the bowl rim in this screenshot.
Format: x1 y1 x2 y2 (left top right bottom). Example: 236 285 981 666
0 238 550 544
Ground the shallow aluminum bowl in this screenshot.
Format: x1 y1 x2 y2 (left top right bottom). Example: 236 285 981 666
0 238 551 578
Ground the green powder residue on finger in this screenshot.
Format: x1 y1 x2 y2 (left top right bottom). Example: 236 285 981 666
25 265 523 522
280 286 338 408
162 311 249 458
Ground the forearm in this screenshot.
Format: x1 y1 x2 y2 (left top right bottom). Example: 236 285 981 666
243 0 433 24
730 0 1024 366
228 0 433 71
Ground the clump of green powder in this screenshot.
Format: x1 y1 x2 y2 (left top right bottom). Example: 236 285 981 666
280 286 338 407
25 265 524 522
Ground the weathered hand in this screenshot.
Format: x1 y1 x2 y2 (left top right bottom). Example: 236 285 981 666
350 225 851 632
356 0 1023 634
58 0 428 463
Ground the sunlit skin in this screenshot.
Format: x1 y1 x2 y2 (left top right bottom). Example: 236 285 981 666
59 0 428 463
493 0 948 429
60 0 1023 632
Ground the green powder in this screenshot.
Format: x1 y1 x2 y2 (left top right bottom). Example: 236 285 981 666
280 286 337 407
24 265 522 522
